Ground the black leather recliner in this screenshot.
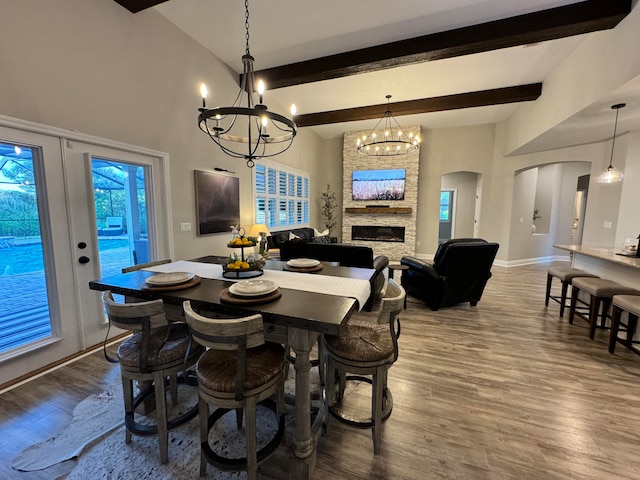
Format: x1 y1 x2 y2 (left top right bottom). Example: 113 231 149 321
400 238 499 311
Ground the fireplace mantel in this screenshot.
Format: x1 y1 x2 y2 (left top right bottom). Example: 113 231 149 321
345 207 412 214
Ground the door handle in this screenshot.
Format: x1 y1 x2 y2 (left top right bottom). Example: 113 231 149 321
78 256 91 264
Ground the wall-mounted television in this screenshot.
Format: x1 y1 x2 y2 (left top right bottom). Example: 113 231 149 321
352 168 406 201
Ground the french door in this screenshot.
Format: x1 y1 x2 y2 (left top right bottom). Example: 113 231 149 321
0 117 172 386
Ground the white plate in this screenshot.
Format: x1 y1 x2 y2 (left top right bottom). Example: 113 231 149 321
145 272 195 286
229 279 278 297
287 258 320 268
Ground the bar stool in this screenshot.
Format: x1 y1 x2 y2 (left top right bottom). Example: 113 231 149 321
609 295 640 353
569 278 640 339
324 279 405 454
545 266 599 317
101 291 204 463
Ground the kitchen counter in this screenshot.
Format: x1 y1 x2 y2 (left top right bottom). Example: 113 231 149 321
554 244 640 288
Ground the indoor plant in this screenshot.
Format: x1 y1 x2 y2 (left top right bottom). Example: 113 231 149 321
320 184 338 241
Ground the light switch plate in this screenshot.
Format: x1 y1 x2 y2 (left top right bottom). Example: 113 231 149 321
180 222 191 232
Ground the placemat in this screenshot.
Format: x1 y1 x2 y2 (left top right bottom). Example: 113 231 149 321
220 287 282 305
283 264 323 273
141 275 201 291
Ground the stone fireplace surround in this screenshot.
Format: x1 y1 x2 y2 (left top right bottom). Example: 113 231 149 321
341 126 420 261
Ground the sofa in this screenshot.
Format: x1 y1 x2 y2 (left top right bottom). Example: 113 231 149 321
400 238 499 311
266 227 316 250
276 234 388 311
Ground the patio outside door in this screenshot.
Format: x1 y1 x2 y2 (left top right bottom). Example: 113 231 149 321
64 140 170 349
0 119 171 387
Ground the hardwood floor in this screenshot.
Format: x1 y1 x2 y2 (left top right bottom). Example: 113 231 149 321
2 262 640 479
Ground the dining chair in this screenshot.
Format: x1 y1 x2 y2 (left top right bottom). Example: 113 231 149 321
183 301 286 480
323 278 405 454
101 290 204 463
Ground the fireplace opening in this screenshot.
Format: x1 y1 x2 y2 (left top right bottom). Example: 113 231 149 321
352 225 405 243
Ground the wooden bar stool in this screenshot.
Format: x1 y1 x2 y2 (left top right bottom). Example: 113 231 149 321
545 267 599 317
610 295 640 354
569 278 640 339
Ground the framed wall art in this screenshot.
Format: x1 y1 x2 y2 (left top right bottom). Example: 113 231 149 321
194 170 240 235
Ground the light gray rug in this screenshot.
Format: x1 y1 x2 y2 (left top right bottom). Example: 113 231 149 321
13 367 327 479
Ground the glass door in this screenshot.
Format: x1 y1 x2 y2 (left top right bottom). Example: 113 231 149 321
0 118 172 387
64 141 170 349
0 127 82 386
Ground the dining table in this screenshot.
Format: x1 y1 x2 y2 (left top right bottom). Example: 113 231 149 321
88 256 375 479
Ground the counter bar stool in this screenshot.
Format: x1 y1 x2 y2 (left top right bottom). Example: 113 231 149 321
324 278 405 454
568 278 640 339
545 266 599 317
609 295 640 354
102 291 204 463
183 301 286 480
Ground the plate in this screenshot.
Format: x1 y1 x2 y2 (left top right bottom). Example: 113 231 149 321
287 258 320 268
145 272 195 286
229 279 278 297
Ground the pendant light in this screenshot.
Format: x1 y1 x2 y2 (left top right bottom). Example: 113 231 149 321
197 0 297 168
596 103 625 184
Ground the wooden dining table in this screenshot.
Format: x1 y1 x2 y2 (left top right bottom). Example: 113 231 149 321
89 256 375 479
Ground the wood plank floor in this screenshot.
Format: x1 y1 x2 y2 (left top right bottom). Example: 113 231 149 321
2 262 640 479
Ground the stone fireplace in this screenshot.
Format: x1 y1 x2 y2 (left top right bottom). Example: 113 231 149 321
341 126 420 261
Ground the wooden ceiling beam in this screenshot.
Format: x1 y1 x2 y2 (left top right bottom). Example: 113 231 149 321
294 84 542 127
113 0 168 13
253 0 631 90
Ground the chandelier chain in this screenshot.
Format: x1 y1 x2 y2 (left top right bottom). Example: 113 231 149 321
244 0 250 55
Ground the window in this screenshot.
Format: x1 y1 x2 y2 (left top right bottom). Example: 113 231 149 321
254 161 309 230
440 190 452 222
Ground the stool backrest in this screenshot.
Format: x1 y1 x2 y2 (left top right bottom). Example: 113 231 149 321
102 290 168 331
183 301 265 351
122 259 172 273
379 278 406 362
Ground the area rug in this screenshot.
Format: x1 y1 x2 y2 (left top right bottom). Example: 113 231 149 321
12 382 124 472
13 367 330 479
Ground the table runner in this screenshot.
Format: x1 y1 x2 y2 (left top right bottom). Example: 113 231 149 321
144 260 370 310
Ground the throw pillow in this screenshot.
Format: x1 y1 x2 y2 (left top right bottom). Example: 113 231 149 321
311 235 331 244
289 231 301 240
313 228 329 238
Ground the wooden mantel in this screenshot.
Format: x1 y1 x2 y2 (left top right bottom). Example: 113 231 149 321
345 207 412 214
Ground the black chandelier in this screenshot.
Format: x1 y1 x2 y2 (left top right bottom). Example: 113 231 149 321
197 0 297 168
356 95 420 156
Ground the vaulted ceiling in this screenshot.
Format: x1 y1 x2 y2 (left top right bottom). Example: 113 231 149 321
113 0 638 154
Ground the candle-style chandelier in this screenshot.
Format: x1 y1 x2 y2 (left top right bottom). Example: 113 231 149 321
197 0 297 168
356 95 420 156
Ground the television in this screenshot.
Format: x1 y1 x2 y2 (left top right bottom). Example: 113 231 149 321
352 168 406 201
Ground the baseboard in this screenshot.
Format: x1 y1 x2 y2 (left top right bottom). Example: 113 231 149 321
0 333 130 394
495 255 570 268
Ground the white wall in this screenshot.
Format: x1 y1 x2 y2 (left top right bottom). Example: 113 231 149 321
0 0 332 261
